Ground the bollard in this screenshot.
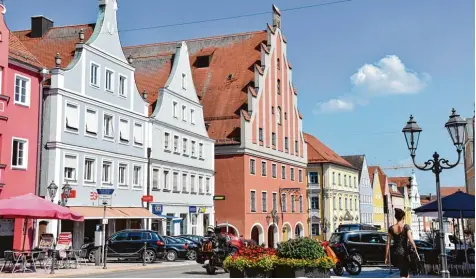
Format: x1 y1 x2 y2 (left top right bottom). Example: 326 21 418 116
95 248 101 266
143 242 147 266
103 242 108 269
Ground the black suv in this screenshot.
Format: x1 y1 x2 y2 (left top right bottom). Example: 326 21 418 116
329 230 388 265
336 224 379 232
81 229 166 263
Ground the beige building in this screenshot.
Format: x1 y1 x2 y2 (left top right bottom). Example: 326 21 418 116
304 133 360 240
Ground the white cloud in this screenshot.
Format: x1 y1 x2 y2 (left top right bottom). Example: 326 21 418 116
350 55 430 94
314 98 354 114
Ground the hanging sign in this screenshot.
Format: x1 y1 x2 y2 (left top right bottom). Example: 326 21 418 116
213 195 226 200
142 195 153 202
151 204 163 215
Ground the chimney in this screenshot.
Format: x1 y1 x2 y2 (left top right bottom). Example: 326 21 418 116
31 16 54 38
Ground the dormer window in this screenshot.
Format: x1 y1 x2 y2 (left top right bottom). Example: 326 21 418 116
196 55 211 68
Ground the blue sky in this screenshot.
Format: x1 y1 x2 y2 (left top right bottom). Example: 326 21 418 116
5 0 474 194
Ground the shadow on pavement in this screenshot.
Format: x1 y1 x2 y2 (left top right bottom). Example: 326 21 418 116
183 271 227 275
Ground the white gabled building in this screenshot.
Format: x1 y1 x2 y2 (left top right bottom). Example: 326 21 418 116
409 170 423 240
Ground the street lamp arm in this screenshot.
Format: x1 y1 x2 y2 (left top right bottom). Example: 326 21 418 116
439 150 462 170
411 154 435 171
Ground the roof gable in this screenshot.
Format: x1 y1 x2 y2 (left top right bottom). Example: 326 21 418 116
304 133 354 168
342 155 364 170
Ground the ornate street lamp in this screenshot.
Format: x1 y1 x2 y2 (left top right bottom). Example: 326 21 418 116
402 108 466 278
47 181 58 202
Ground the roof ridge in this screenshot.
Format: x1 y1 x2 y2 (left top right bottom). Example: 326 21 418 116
13 23 94 34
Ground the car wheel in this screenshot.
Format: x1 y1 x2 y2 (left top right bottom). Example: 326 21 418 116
143 249 157 263
351 252 364 265
187 250 197 261
87 249 96 263
166 250 177 262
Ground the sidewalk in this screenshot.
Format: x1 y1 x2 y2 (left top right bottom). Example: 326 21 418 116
0 260 196 278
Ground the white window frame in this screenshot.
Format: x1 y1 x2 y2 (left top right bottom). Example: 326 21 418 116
172 171 179 192
163 169 170 191
262 191 268 212
83 156 97 185
281 165 286 180
191 140 197 157
118 74 127 97
206 177 211 194
89 61 100 88
11 137 28 170
182 105 187 122
133 121 144 147
64 101 80 134
173 101 178 118
118 162 128 188
102 112 115 141
105 68 114 93
182 137 188 155
63 153 78 184
182 173 188 192
118 117 130 145
133 165 142 189
190 174 196 193
164 131 171 151
190 109 195 125
272 163 277 179
199 142 204 159
84 107 98 138
13 74 31 107
101 160 113 186
152 168 160 190
250 158 256 175
182 73 187 89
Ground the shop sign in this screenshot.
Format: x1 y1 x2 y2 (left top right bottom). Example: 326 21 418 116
189 206 206 213
151 204 163 215
213 195 225 200
141 195 153 202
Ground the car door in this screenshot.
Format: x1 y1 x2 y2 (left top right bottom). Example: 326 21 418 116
360 233 382 262
125 231 145 254
107 231 129 257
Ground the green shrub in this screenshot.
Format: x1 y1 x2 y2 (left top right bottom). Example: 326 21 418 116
277 237 325 260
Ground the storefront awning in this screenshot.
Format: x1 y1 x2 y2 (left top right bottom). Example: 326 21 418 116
69 207 165 220
155 215 183 223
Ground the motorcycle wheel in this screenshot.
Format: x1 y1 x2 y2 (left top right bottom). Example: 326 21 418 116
333 262 344 276
344 259 362 275
206 262 216 275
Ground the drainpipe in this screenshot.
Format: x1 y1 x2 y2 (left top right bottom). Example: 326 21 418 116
33 68 49 247
146 147 151 229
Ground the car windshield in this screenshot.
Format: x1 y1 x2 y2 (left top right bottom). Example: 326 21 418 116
329 233 342 243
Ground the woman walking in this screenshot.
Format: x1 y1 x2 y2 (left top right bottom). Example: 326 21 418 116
385 208 420 278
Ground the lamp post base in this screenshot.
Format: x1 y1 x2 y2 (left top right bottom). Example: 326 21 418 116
440 269 450 278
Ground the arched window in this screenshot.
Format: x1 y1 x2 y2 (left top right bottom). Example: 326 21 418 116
276 107 282 125
277 79 281 95
277 58 280 70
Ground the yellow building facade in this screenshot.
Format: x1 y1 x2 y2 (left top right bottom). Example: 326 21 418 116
369 167 385 231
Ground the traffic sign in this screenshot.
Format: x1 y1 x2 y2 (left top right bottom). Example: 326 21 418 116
213 195 226 201
97 189 114 206
97 189 114 195
141 195 153 202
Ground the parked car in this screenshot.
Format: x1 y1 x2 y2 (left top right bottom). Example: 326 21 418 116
336 224 379 232
81 229 165 263
163 236 189 262
329 231 387 265
174 236 200 260
179 235 204 245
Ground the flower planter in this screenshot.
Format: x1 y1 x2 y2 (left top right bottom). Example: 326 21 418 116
244 267 273 278
229 268 245 278
273 266 330 278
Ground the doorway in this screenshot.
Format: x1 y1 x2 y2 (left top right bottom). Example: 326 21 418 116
267 225 277 248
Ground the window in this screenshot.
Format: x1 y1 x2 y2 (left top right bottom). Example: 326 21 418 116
198 176 204 193
64 103 79 132
259 128 263 142
281 165 286 179
85 109 98 136
311 224 320 236
103 114 114 138
350 199 352 211
338 173 341 185
180 214 188 235
332 172 336 184
349 176 352 187
173 135 180 152
199 143 204 158
261 161 267 176
250 159 256 174
354 177 357 187
277 79 281 95
277 107 282 125
291 195 295 212
262 192 267 212
164 132 170 150
339 197 342 210
191 141 196 157
133 123 143 146
311 197 319 210
272 164 277 178
345 198 348 210
272 193 277 211
299 195 303 213
90 63 99 86
182 73 187 89
182 138 188 154
105 69 113 91
347 234 360 242
344 175 347 186
84 158 96 183
250 191 256 212
196 55 211 68
277 58 280 70
272 133 276 146
173 102 178 118
295 141 299 154
173 172 179 191
11 139 27 168
119 118 130 143
190 109 195 124
119 75 126 97
309 172 318 184
206 178 210 193
64 155 77 181
190 175 196 193
182 105 187 121
163 170 169 190
290 167 295 181
333 197 336 209
118 164 127 186
285 137 289 151
102 161 112 184
182 174 187 192
281 194 287 212
355 198 358 210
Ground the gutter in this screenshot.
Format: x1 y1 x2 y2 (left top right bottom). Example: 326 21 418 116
35 69 49 196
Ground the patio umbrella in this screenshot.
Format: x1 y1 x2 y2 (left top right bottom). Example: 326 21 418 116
414 191 474 215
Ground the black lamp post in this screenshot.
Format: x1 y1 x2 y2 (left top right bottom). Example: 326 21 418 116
402 108 466 278
46 181 72 274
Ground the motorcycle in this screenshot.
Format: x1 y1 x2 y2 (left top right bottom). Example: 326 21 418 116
322 241 361 276
196 237 230 275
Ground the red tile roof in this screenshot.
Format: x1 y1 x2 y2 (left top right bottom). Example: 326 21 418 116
368 166 388 195
440 187 466 197
8 33 44 69
304 133 354 168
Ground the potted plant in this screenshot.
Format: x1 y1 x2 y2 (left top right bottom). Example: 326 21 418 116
224 245 277 278
274 237 334 278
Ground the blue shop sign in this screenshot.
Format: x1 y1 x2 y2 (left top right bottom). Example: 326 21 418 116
151 204 163 215
189 206 197 213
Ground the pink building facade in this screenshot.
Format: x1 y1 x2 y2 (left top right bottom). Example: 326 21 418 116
0 5 45 253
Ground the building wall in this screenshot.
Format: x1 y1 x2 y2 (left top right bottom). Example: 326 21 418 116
307 163 323 239
359 157 373 224
372 171 385 231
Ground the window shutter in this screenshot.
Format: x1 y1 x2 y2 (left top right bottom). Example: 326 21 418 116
119 119 130 141
66 104 79 129
64 155 76 170
86 110 98 134
134 123 143 144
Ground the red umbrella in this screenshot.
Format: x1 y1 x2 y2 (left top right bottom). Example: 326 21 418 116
0 193 84 221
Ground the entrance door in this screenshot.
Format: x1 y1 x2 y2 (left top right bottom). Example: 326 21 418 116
267 226 275 248
283 228 288 241
251 226 259 244
202 214 209 235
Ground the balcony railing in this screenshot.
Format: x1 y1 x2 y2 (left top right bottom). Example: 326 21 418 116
307 183 320 191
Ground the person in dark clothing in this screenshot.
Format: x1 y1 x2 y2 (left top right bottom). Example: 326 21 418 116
385 208 420 278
